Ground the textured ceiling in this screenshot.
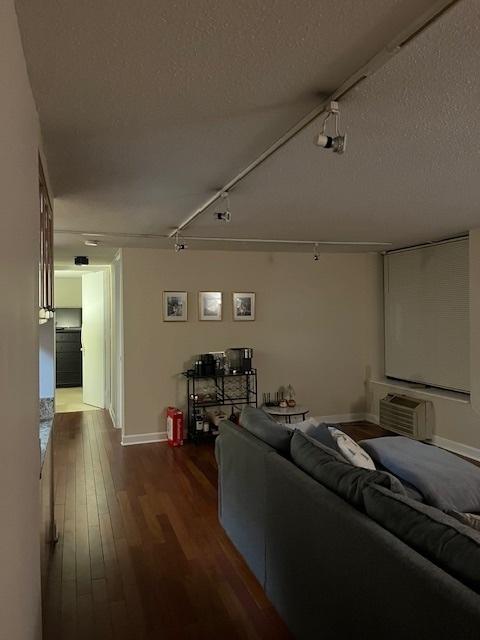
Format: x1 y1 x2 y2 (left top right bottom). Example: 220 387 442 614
16 0 477 258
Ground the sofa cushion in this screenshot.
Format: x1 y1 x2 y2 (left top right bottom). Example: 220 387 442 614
296 421 343 455
364 483 480 593
240 405 293 454
361 436 480 512
290 430 405 510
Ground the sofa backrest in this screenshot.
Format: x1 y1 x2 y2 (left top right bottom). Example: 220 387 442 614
216 419 277 586
264 452 480 640
240 405 293 455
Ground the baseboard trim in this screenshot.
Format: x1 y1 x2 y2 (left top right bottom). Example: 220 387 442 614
121 431 168 446
432 436 480 462
109 406 118 429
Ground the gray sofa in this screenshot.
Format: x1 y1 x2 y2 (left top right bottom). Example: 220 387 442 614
215 418 480 639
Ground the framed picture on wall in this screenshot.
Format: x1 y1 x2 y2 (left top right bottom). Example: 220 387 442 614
163 291 188 321
199 291 222 321
233 292 255 321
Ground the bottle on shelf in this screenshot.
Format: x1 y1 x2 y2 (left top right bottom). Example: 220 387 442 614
195 410 204 433
203 414 210 433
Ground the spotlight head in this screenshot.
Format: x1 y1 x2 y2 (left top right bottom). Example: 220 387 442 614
333 133 347 154
313 254 319 261
314 101 346 153
314 133 347 154
213 210 231 222
174 242 188 253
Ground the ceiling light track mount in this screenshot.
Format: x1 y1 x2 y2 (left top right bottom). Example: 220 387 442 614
174 231 188 253
213 192 231 222
314 101 346 153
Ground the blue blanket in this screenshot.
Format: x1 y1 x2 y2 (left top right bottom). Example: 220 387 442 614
360 436 480 513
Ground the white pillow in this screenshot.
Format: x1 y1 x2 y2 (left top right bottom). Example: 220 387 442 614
328 427 376 470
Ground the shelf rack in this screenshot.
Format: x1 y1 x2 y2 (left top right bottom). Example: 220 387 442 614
182 369 257 442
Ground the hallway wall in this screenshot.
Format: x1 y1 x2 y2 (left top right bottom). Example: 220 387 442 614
54 274 82 307
0 2 43 638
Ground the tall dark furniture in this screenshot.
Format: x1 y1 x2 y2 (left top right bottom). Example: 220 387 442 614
183 369 257 441
56 329 82 387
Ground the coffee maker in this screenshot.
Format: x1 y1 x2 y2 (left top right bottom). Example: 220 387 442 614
194 353 216 376
225 348 253 374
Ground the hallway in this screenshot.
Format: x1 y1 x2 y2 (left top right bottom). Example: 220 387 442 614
55 388 101 413
44 411 290 639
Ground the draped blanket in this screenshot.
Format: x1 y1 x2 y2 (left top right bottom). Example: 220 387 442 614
360 436 480 513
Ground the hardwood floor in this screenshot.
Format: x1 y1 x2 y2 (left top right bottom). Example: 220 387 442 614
46 413 475 638
44 411 292 640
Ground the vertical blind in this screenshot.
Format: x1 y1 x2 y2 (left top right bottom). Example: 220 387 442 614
384 238 470 393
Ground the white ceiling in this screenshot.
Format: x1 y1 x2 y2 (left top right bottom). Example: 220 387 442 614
53 249 118 267
16 0 480 259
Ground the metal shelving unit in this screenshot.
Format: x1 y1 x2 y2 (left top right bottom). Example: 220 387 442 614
183 369 257 441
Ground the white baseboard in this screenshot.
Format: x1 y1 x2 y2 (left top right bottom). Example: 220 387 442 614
109 406 118 429
431 436 480 462
121 431 168 446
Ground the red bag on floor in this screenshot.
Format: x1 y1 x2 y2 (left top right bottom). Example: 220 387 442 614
167 407 184 447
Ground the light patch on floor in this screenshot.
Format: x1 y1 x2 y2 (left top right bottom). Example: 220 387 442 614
55 387 101 413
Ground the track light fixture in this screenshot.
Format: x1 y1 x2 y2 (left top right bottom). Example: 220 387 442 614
214 192 231 222
174 232 188 252
314 101 346 154
313 243 320 261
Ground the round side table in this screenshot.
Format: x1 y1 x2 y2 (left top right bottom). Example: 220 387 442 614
262 405 310 424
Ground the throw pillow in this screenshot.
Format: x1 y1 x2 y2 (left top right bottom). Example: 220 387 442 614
364 483 480 594
291 417 318 432
240 405 293 455
328 427 376 470
290 430 405 511
293 420 344 455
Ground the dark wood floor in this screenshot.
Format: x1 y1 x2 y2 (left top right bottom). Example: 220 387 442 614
43 410 292 640
45 413 457 639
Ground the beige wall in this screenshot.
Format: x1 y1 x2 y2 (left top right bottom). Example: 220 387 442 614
122 247 382 438
0 2 42 638
55 275 82 307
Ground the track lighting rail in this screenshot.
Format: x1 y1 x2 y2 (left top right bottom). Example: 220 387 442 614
55 228 391 248
168 0 458 238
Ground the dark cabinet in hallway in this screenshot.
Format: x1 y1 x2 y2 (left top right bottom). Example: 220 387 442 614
55 329 82 387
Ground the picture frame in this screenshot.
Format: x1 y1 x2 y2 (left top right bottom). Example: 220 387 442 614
163 291 188 321
233 292 255 321
199 291 222 321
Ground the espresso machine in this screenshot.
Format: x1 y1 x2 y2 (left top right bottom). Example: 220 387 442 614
225 348 253 374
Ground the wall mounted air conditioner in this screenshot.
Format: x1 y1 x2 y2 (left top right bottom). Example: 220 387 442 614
379 394 433 440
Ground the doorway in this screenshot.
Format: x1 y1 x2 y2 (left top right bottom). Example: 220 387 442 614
54 268 110 413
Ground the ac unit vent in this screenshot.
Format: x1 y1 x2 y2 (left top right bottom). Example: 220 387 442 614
379 394 432 440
